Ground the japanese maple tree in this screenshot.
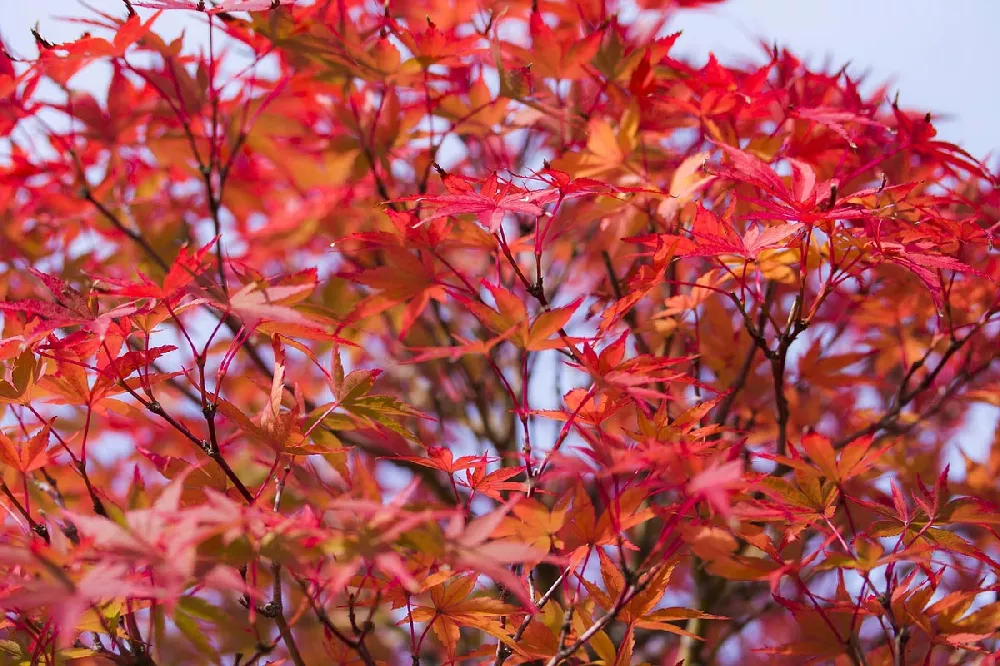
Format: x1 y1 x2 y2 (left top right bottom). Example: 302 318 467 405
2 0 1000 664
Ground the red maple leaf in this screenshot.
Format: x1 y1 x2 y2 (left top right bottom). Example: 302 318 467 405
394 172 557 233
0 269 139 340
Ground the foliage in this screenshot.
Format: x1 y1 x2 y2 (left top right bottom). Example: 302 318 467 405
1 0 999 664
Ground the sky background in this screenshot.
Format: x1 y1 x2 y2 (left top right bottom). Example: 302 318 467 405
4 0 999 463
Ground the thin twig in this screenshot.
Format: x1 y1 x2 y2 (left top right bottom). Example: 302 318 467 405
542 565 661 666
297 577 377 666
0 481 48 542
493 567 571 666
271 563 306 666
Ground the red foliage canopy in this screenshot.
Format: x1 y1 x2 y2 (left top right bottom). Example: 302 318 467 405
1 0 999 664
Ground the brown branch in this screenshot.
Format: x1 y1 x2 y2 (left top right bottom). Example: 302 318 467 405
832 329 977 449
0 480 48 542
202 166 229 296
270 562 307 666
25 404 108 519
296 576 377 666
33 469 79 544
771 295 806 457
123 608 156 666
601 250 651 355
893 626 910 666
681 289 805 663
82 189 170 273
542 564 662 666
713 284 774 428
493 566 570 666
267 467 307 666
124 385 254 504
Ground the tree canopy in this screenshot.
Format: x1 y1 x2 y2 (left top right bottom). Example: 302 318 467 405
1 1 999 664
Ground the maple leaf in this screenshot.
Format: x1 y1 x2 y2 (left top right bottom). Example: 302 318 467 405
534 166 618 200
688 459 745 517
93 345 178 396
791 106 887 150
501 12 603 81
553 112 641 178
762 433 888 484
217 343 313 455
599 236 684 333
225 281 314 327
63 476 249 612
0 349 44 405
492 497 568 553
390 17 481 66
889 103 987 178
342 242 449 339
0 269 139 340
659 151 715 220
394 446 525 501
407 283 582 360
305 351 426 446
637 205 804 262
443 504 550 608
0 558 159 648
868 241 989 310
580 551 718 638
394 446 485 475
394 172 555 233
318 481 452 592
0 425 50 474
31 14 159 84
567 332 691 403
463 282 582 351
410 575 520 658
459 463 526 502
96 239 215 303
200 273 354 345
712 144 869 222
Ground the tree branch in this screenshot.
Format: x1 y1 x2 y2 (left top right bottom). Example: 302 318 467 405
542 565 661 666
